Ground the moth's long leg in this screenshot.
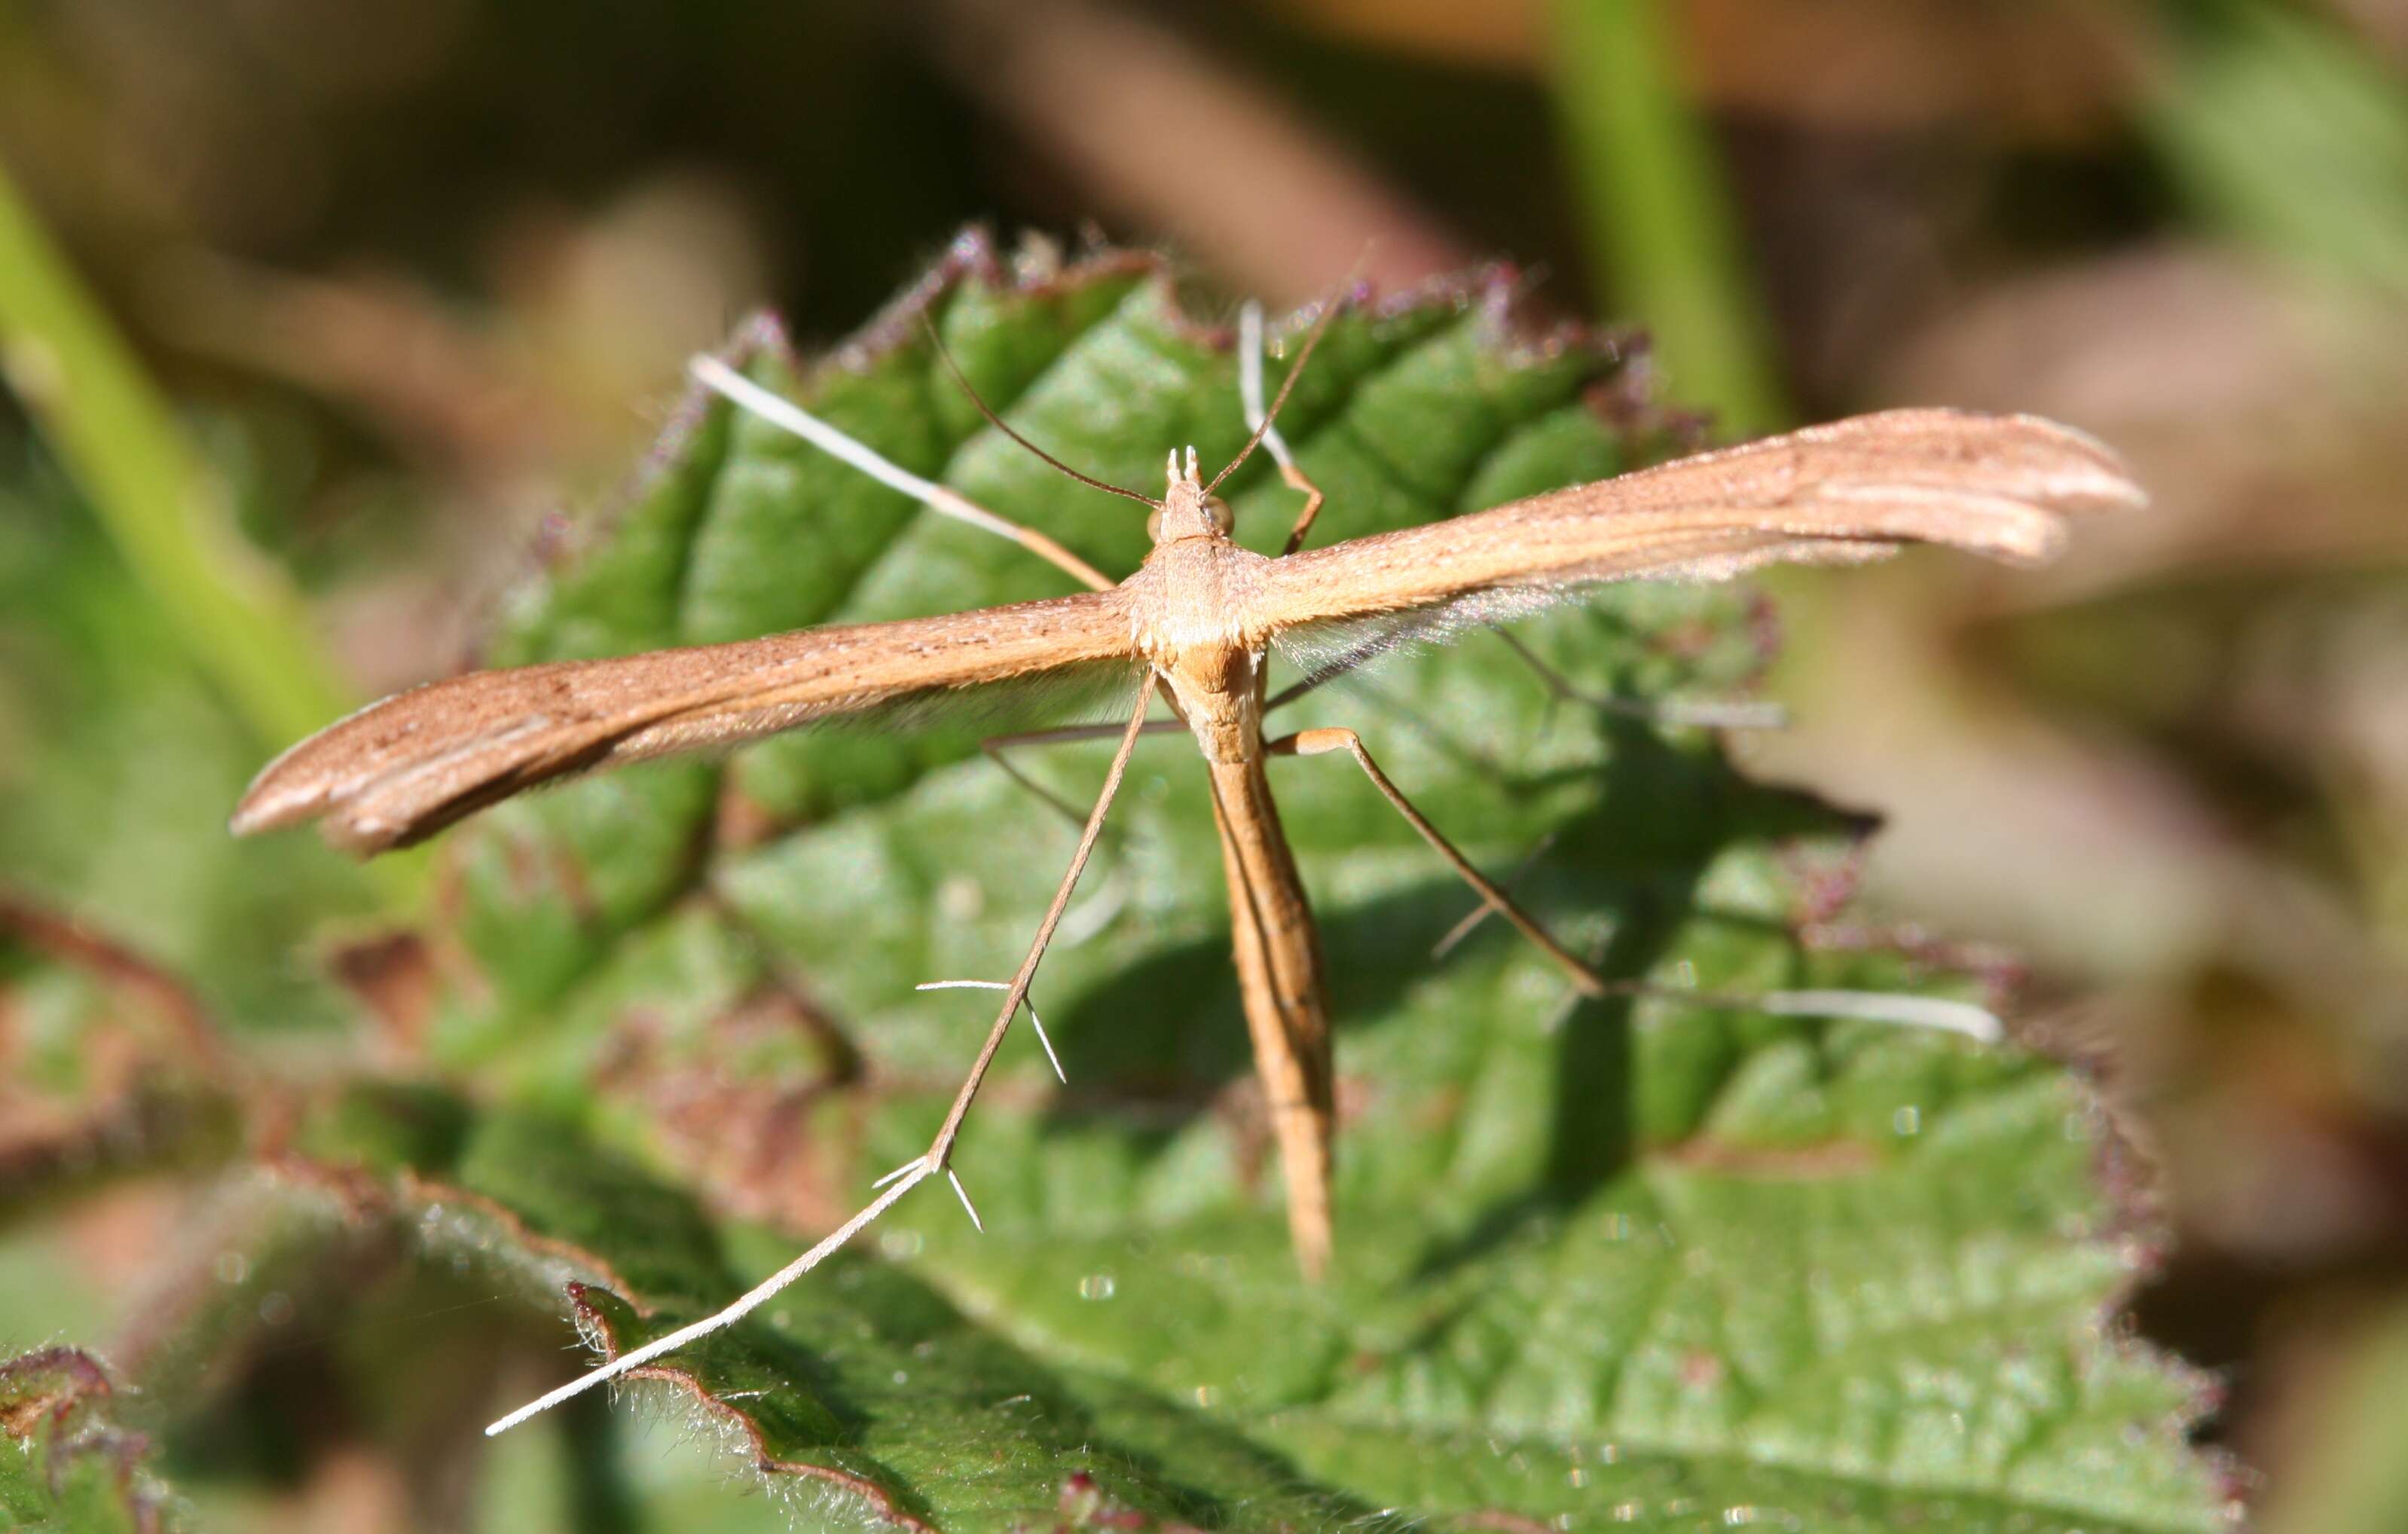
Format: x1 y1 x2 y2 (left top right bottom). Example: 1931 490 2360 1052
1237 301 1327 557
1423 631 1780 955
1307 708 1983 1102
1273 463 1326 557
1419 629 1782 953
978 717 1186 830
1431 834 1557 961
483 688 1154 1441
484 1154 937 1437
1267 726 2006 1040
1493 630 1789 733
967 714 1175 949
924 686 1155 1168
980 735 1111 830
691 356 1114 594
1267 726 1608 997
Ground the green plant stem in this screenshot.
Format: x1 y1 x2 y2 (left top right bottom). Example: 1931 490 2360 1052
1545 0 1788 436
0 158 423 908
0 158 351 747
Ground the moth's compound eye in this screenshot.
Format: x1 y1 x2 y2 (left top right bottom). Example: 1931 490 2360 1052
1145 509 1166 542
1206 497 1235 536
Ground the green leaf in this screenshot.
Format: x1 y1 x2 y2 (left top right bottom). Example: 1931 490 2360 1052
239 1087 1377 1531
0 1346 189 1533
74 240 2230 1532
338 241 2224 1531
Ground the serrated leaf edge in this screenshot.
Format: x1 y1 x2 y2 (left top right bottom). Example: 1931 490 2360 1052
0 1345 172 1534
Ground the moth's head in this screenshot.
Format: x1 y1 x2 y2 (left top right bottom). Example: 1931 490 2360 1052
1148 447 1233 545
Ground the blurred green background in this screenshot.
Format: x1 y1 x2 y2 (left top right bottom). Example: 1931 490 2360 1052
4 1 2406 1529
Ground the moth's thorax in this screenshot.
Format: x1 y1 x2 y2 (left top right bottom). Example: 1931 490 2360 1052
1122 536 1271 664
1119 529 1273 764
1126 448 1264 649
1119 447 1270 761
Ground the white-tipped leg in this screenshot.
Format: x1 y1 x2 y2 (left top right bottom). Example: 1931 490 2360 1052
486 695 1157 1442
1752 990 2002 1043
1022 1004 1066 1083
946 1169 984 1233
917 979 1067 1083
483 1160 935 1438
871 1157 925 1190
1426 629 1786 955
1237 302 1297 473
1630 697 1789 731
1272 723 2006 1049
689 356 1114 593
916 691 1153 1174
1237 301 1328 556
1269 725 1608 995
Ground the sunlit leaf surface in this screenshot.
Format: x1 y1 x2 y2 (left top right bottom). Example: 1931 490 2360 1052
0 240 2228 1532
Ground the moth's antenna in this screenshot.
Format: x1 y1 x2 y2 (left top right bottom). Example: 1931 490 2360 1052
1206 282 1346 497
922 318 1161 509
